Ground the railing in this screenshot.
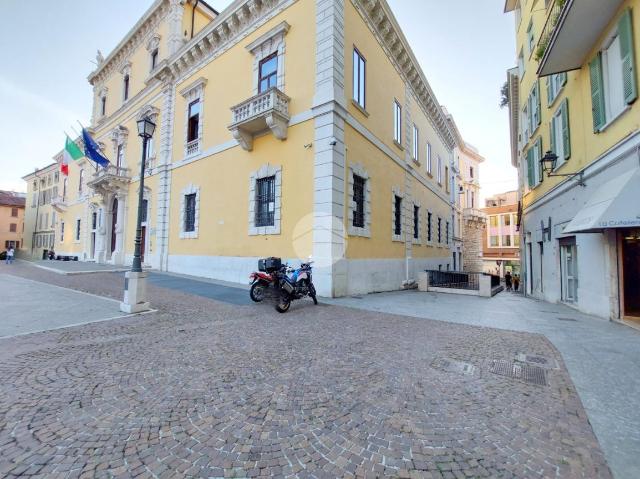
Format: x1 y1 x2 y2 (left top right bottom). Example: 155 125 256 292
426 270 481 291
50 195 67 208
491 274 501 289
536 0 567 62
186 139 200 157
463 208 486 220
231 87 290 125
93 164 131 179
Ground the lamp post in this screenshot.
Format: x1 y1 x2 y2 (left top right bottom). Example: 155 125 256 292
120 117 155 313
540 150 586 186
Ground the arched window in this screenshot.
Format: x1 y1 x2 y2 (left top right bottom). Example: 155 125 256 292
123 74 130 102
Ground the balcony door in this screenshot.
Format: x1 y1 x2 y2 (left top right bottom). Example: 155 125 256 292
110 198 118 258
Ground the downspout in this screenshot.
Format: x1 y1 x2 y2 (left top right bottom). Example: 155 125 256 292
191 0 199 39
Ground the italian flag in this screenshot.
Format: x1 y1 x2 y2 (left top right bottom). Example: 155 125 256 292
62 136 83 176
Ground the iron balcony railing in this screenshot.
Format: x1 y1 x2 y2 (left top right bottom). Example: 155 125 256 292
535 0 568 62
93 164 131 179
426 270 481 291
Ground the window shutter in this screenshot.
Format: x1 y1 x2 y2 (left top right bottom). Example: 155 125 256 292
561 98 571 160
527 148 534 188
560 72 568 86
618 8 638 104
535 81 541 126
589 53 606 131
536 138 544 184
550 116 556 157
546 77 552 106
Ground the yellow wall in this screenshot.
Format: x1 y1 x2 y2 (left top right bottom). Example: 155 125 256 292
518 0 640 209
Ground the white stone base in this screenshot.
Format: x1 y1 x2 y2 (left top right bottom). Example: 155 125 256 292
120 271 151 313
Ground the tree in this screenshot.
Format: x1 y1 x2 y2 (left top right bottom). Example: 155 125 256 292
500 81 509 109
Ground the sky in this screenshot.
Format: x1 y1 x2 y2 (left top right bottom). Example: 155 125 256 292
0 0 517 201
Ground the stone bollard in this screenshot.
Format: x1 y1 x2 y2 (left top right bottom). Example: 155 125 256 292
418 272 429 292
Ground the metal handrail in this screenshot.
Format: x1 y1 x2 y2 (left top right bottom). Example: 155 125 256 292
536 0 568 62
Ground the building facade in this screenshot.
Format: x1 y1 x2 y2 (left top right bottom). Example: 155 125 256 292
505 0 640 321
0 191 26 252
445 110 486 272
22 165 60 260
481 191 520 277
23 0 469 297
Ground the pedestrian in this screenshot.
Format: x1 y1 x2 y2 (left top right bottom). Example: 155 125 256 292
505 270 512 292
6 246 15 265
513 274 520 292
48 249 55 260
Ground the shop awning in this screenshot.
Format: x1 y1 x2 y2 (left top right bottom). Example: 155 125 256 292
564 168 640 233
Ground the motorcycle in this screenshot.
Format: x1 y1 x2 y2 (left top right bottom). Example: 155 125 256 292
273 261 318 313
249 257 282 302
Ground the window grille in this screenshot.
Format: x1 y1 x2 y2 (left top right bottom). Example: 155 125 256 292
394 195 402 236
255 176 276 227
353 175 365 228
184 194 196 232
413 205 419 239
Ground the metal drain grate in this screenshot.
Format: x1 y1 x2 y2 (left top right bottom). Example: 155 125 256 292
490 360 547 386
431 358 477 376
558 317 577 321
516 353 558 369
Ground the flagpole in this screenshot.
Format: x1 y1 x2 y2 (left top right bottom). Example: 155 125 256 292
72 123 100 172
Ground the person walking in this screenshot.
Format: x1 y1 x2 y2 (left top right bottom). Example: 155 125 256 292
505 270 512 292
6 246 15 265
513 274 520 292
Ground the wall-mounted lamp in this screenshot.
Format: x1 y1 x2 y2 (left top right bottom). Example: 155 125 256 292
540 151 585 186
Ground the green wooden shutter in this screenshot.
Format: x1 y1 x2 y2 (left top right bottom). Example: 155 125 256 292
527 148 534 188
546 77 552 106
536 138 544 184
561 98 571 160
561 72 568 86
535 81 541 126
550 116 556 157
619 8 638 104
589 53 606 131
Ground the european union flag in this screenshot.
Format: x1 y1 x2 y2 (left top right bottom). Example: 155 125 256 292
82 128 110 167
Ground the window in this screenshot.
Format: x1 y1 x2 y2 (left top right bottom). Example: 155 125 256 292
546 73 567 105
78 169 84 193
528 81 541 133
101 96 106 116
9 224 16 233
394 195 402 236
490 216 498 227
184 193 197 232
75 219 81 241
151 49 159 71
11 208 18 217
437 217 442 243
522 103 530 142
503 235 512 247
187 100 201 143
393 101 402 144
526 20 535 56
490 236 499 247
413 205 419 239
123 74 130 102
353 48 366 109
255 175 276 227
446 221 449 244
116 144 124 169
502 215 511 226
63 178 67 201
445 166 450 193
550 99 571 168
427 212 432 242
146 136 154 160
258 53 278 93
518 49 525 78
526 137 543 188
353 175 366 228
412 125 419 161
437 156 443 184
469 166 474 179
590 9 637 131
426 143 432 174
60 221 65 242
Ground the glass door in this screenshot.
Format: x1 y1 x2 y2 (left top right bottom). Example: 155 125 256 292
561 241 578 303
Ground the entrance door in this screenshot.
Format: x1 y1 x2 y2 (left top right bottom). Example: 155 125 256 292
622 229 640 318
560 239 578 303
110 198 118 257
140 226 146 263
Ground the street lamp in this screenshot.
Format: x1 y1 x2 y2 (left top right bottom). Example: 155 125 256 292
120 116 155 314
540 150 586 186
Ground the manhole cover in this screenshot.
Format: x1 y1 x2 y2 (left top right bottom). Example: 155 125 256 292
516 353 558 369
558 317 577 321
490 360 547 386
431 358 477 376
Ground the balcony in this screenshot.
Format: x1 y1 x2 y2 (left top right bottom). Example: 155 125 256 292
228 87 290 152
463 208 486 222
88 164 131 196
50 196 67 212
537 0 625 76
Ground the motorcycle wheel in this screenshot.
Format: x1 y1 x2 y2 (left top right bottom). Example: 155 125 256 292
275 294 291 313
250 281 267 303
309 283 318 305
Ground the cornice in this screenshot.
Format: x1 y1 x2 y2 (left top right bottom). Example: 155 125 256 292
352 0 456 151
158 0 293 84
88 0 169 86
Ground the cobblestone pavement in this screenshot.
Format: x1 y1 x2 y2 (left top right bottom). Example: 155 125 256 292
0 264 611 478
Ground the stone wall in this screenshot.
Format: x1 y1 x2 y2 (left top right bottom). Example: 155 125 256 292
463 218 484 272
